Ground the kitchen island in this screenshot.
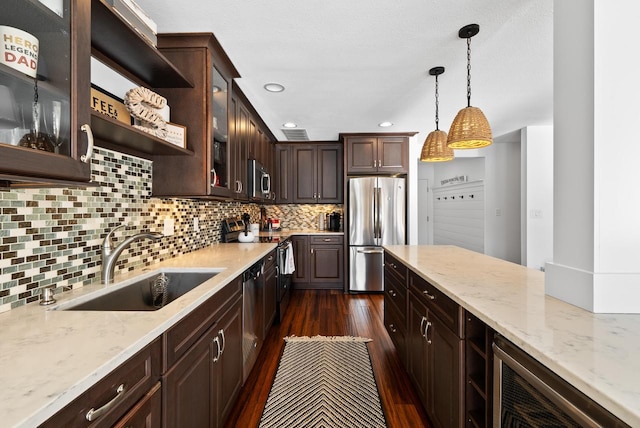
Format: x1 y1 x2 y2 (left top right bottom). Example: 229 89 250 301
0 242 276 428
384 245 640 427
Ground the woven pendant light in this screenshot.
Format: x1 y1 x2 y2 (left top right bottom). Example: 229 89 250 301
421 66 454 162
447 24 492 149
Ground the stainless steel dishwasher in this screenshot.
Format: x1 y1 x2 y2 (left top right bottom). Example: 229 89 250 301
242 260 264 383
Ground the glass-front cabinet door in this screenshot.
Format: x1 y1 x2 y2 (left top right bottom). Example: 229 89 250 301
210 65 230 196
1 0 91 184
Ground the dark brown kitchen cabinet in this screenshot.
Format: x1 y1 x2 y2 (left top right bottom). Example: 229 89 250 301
151 33 239 199
263 249 277 338
291 235 310 284
1 0 93 186
233 86 276 202
275 144 292 203
384 253 408 365
342 133 414 175
292 143 343 203
231 97 249 199
162 275 243 428
407 271 465 428
40 338 162 428
293 235 344 289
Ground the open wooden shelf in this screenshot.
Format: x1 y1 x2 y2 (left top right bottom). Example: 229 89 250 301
91 111 193 156
91 0 193 88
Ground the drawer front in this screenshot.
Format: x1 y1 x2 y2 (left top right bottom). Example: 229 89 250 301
41 338 161 428
264 248 277 270
410 272 463 338
113 381 161 428
384 299 406 358
309 235 344 245
163 276 242 370
384 253 407 285
384 271 407 316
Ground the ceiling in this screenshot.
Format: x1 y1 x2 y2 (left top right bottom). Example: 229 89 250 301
135 0 554 143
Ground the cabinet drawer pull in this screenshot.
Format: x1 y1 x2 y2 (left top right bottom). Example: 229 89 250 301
420 316 427 337
210 168 217 188
213 336 222 363
425 320 432 345
388 323 397 333
80 124 94 163
423 290 436 300
85 383 126 421
389 289 397 298
324 238 332 242
218 329 226 355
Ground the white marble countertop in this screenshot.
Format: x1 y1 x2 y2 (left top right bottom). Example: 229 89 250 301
384 245 640 427
0 242 277 428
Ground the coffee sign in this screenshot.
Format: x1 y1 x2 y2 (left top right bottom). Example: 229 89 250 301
1 26 39 78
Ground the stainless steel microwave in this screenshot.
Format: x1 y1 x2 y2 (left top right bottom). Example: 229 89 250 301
248 159 271 199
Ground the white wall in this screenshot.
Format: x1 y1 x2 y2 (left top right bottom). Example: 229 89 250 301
547 0 640 313
483 137 522 263
412 137 522 264
521 126 553 271
417 161 434 244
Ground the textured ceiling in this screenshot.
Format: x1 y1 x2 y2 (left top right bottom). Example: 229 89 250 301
135 0 554 142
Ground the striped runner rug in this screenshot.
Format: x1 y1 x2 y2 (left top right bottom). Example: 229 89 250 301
259 335 387 428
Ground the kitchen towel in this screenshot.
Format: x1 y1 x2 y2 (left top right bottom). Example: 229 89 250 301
283 242 295 275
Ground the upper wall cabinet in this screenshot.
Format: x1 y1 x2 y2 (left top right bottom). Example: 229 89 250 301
233 86 276 203
0 0 92 186
290 143 343 204
151 33 239 199
342 133 416 175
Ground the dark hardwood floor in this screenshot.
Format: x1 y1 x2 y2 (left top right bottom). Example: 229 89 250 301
224 289 432 428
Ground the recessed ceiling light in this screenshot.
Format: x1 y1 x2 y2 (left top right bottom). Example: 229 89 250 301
378 121 393 127
264 83 285 92
283 122 297 128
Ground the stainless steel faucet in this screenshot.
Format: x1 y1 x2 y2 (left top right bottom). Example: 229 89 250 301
101 224 164 284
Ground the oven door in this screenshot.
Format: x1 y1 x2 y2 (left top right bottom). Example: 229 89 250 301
493 336 629 427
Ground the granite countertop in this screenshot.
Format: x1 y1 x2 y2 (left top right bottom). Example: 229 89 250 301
384 245 640 427
0 242 277 428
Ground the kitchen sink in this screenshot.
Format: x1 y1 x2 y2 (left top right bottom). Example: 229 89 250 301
53 268 224 311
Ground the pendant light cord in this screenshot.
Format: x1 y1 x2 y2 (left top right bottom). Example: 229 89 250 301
434 74 440 130
466 37 472 107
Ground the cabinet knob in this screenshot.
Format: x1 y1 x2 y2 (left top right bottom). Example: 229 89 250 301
423 290 436 300
388 323 397 333
389 290 397 297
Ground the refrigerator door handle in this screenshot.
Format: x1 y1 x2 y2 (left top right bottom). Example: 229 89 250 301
356 249 384 254
376 187 382 242
372 187 378 239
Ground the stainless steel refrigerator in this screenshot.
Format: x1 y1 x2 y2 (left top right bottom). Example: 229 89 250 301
348 176 406 292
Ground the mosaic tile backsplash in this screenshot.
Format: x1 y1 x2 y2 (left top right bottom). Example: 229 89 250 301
264 204 343 230
0 148 259 313
0 148 343 313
